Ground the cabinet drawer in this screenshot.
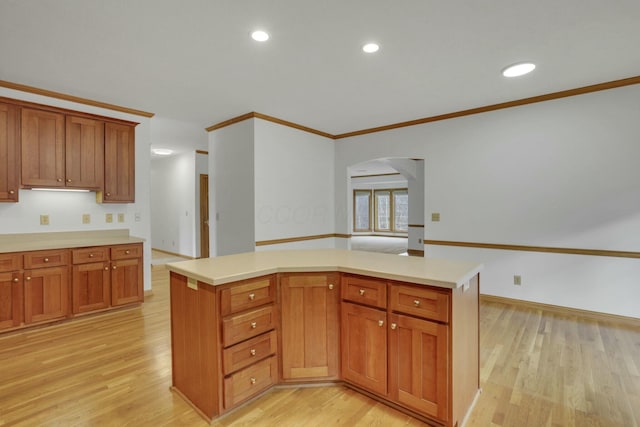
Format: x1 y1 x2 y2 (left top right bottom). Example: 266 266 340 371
0 253 22 272
220 275 276 316
390 284 450 323
23 249 68 269
223 330 277 375
342 274 387 309
72 247 109 264
222 305 276 347
224 356 277 410
111 244 142 260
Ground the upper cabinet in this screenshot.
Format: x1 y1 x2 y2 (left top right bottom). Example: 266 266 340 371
0 102 19 202
99 123 135 203
20 108 66 188
65 116 104 189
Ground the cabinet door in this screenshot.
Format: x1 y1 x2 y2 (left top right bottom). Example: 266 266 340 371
102 122 135 203
21 108 65 187
24 266 69 324
389 313 449 421
341 301 387 395
0 102 19 202
280 273 340 381
111 257 143 306
72 261 110 314
0 271 23 330
65 116 104 189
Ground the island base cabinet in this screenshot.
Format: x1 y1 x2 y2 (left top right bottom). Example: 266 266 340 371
24 266 69 324
341 301 387 396
224 356 277 409
389 313 449 422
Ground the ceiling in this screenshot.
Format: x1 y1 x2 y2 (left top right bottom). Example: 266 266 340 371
1 0 639 143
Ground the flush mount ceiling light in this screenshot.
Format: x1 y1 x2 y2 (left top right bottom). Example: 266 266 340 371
151 148 173 156
362 43 380 53
251 30 270 42
502 62 536 77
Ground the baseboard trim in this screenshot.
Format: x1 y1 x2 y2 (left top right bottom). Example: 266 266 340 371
151 248 194 259
480 294 640 328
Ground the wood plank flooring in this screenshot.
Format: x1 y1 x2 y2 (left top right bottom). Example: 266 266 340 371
0 267 638 426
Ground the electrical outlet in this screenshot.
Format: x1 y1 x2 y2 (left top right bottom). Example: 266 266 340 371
106 213 113 223
117 213 125 223
431 212 440 222
40 214 50 225
514 275 522 286
82 214 91 224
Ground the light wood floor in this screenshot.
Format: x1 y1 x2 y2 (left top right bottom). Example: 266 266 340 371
1 268 638 427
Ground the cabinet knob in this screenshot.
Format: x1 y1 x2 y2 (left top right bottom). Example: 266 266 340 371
57 178 62 182
13 277 19 283
250 322 257 329
26 276 31 281
328 284 334 290
391 323 397 330
105 266 109 271
248 293 255 301
106 193 111 197
113 265 117 270
44 258 49 263
359 289 365 296
67 179 72 183
250 349 257 356
250 377 257 385
378 320 384 327
9 190 14 195
413 299 421 307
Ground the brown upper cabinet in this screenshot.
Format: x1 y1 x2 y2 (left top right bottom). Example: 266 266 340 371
99 123 135 203
0 102 20 202
65 116 104 189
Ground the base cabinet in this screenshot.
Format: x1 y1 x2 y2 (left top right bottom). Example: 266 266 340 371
110 244 143 306
280 272 340 381
0 271 23 330
24 265 69 324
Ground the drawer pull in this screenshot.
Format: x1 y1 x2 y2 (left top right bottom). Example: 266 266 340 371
125 250 130 255
13 277 19 283
250 322 257 329
378 320 384 327
248 293 255 301
250 349 257 356
250 377 257 385
391 323 397 330
44 258 49 263
413 299 421 307
328 284 334 290
359 289 365 296
89 253 94 258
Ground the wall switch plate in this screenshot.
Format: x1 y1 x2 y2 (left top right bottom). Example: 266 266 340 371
117 213 125 223
514 275 522 286
431 212 440 222
82 214 90 224
106 213 113 223
40 214 50 225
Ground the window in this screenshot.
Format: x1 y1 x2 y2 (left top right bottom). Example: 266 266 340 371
353 190 372 232
354 188 408 233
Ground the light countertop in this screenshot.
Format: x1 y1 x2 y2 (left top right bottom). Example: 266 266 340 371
0 229 145 253
166 249 482 289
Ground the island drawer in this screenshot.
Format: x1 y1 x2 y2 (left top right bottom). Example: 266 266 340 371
223 355 277 409
342 274 387 309
389 284 450 323
23 249 69 269
223 330 277 375
110 244 142 260
0 253 22 272
220 275 276 316
222 304 276 347
72 247 109 264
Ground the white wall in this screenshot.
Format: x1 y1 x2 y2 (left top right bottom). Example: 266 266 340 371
0 87 152 291
150 152 196 256
254 119 335 245
335 85 640 318
209 119 255 256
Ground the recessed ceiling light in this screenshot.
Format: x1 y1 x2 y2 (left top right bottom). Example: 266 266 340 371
502 62 536 77
251 30 269 42
362 43 379 53
151 148 173 156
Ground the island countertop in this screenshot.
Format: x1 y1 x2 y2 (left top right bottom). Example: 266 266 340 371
166 249 482 289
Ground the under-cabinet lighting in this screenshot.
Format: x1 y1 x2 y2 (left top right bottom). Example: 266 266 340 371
31 188 90 193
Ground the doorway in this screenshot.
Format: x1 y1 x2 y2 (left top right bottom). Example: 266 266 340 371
199 174 209 258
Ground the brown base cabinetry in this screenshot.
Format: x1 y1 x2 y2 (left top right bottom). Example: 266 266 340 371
170 269 480 427
0 242 143 333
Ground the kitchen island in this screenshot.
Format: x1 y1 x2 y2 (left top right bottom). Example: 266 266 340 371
167 249 482 427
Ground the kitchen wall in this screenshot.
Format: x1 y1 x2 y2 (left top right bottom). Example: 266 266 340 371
335 85 640 318
0 86 152 291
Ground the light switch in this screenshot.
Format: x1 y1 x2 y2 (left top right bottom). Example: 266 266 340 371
40 214 50 225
